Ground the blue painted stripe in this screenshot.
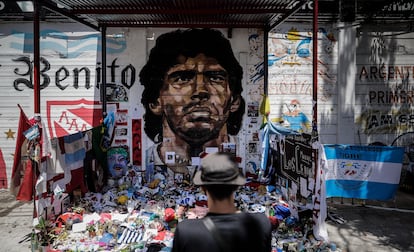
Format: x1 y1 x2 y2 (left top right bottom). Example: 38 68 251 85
326 180 399 200
65 148 86 164
64 131 83 144
9 30 126 56
324 144 404 163
63 132 85 164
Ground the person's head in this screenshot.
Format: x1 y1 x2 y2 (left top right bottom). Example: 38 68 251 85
140 28 245 144
107 147 129 178
193 152 245 200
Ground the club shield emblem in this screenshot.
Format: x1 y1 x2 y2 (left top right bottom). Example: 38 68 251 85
47 99 103 138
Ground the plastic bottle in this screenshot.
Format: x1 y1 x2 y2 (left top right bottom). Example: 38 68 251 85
31 229 38 252
66 217 73 231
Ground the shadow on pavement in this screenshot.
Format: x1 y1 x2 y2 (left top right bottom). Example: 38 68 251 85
0 190 30 217
327 190 414 252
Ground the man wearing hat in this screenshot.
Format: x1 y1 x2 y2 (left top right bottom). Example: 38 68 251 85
172 152 272 252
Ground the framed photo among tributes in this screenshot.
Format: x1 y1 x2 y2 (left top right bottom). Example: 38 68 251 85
115 127 128 136
221 143 236 156
165 152 175 164
247 101 259 117
116 109 128 125
248 142 258 153
132 170 145 186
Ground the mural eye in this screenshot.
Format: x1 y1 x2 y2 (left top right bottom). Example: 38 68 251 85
204 70 227 85
168 70 195 86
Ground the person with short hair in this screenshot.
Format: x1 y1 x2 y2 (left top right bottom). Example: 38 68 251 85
171 152 272 252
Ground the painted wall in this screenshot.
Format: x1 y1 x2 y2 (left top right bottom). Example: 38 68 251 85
0 23 101 187
0 20 412 188
268 23 414 148
355 29 414 146
0 24 264 185
268 24 338 143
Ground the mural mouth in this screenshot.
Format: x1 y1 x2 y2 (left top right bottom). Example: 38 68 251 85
191 111 210 118
187 107 212 121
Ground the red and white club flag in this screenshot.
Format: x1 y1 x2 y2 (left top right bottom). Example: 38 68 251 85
10 105 37 201
0 148 7 189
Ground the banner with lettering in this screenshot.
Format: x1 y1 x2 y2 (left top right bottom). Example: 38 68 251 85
323 144 404 200
277 133 315 200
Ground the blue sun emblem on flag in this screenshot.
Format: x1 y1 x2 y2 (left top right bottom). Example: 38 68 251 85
334 161 373 190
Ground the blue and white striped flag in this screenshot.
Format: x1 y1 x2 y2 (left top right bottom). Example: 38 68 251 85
323 145 404 200
63 131 86 170
23 125 40 140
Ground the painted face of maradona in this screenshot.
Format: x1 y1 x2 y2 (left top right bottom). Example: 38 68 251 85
151 53 240 145
108 152 128 178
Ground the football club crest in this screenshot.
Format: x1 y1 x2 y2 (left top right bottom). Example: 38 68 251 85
47 99 104 138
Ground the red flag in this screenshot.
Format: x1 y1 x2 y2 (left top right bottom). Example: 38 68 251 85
0 148 7 189
16 158 36 201
10 105 36 201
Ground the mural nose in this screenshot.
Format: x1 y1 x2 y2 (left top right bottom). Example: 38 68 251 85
192 91 210 100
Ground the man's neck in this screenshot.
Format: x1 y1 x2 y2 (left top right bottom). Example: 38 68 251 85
207 197 237 214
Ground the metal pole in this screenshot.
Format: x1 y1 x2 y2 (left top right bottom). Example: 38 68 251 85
32 0 40 219
101 25 107 117
34 0 40 114
312 0 318 135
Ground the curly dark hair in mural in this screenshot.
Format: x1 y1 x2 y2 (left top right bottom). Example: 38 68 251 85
140 28 245 143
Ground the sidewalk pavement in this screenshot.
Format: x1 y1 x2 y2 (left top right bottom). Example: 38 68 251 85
326 190 414 252
1 189 414 252
0 190 34 252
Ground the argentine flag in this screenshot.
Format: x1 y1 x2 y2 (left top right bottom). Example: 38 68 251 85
323 145 404 200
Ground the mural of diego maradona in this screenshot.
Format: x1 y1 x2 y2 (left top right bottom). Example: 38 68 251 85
139 28 245 175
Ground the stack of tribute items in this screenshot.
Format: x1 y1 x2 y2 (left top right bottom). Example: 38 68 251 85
33 165 337 252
